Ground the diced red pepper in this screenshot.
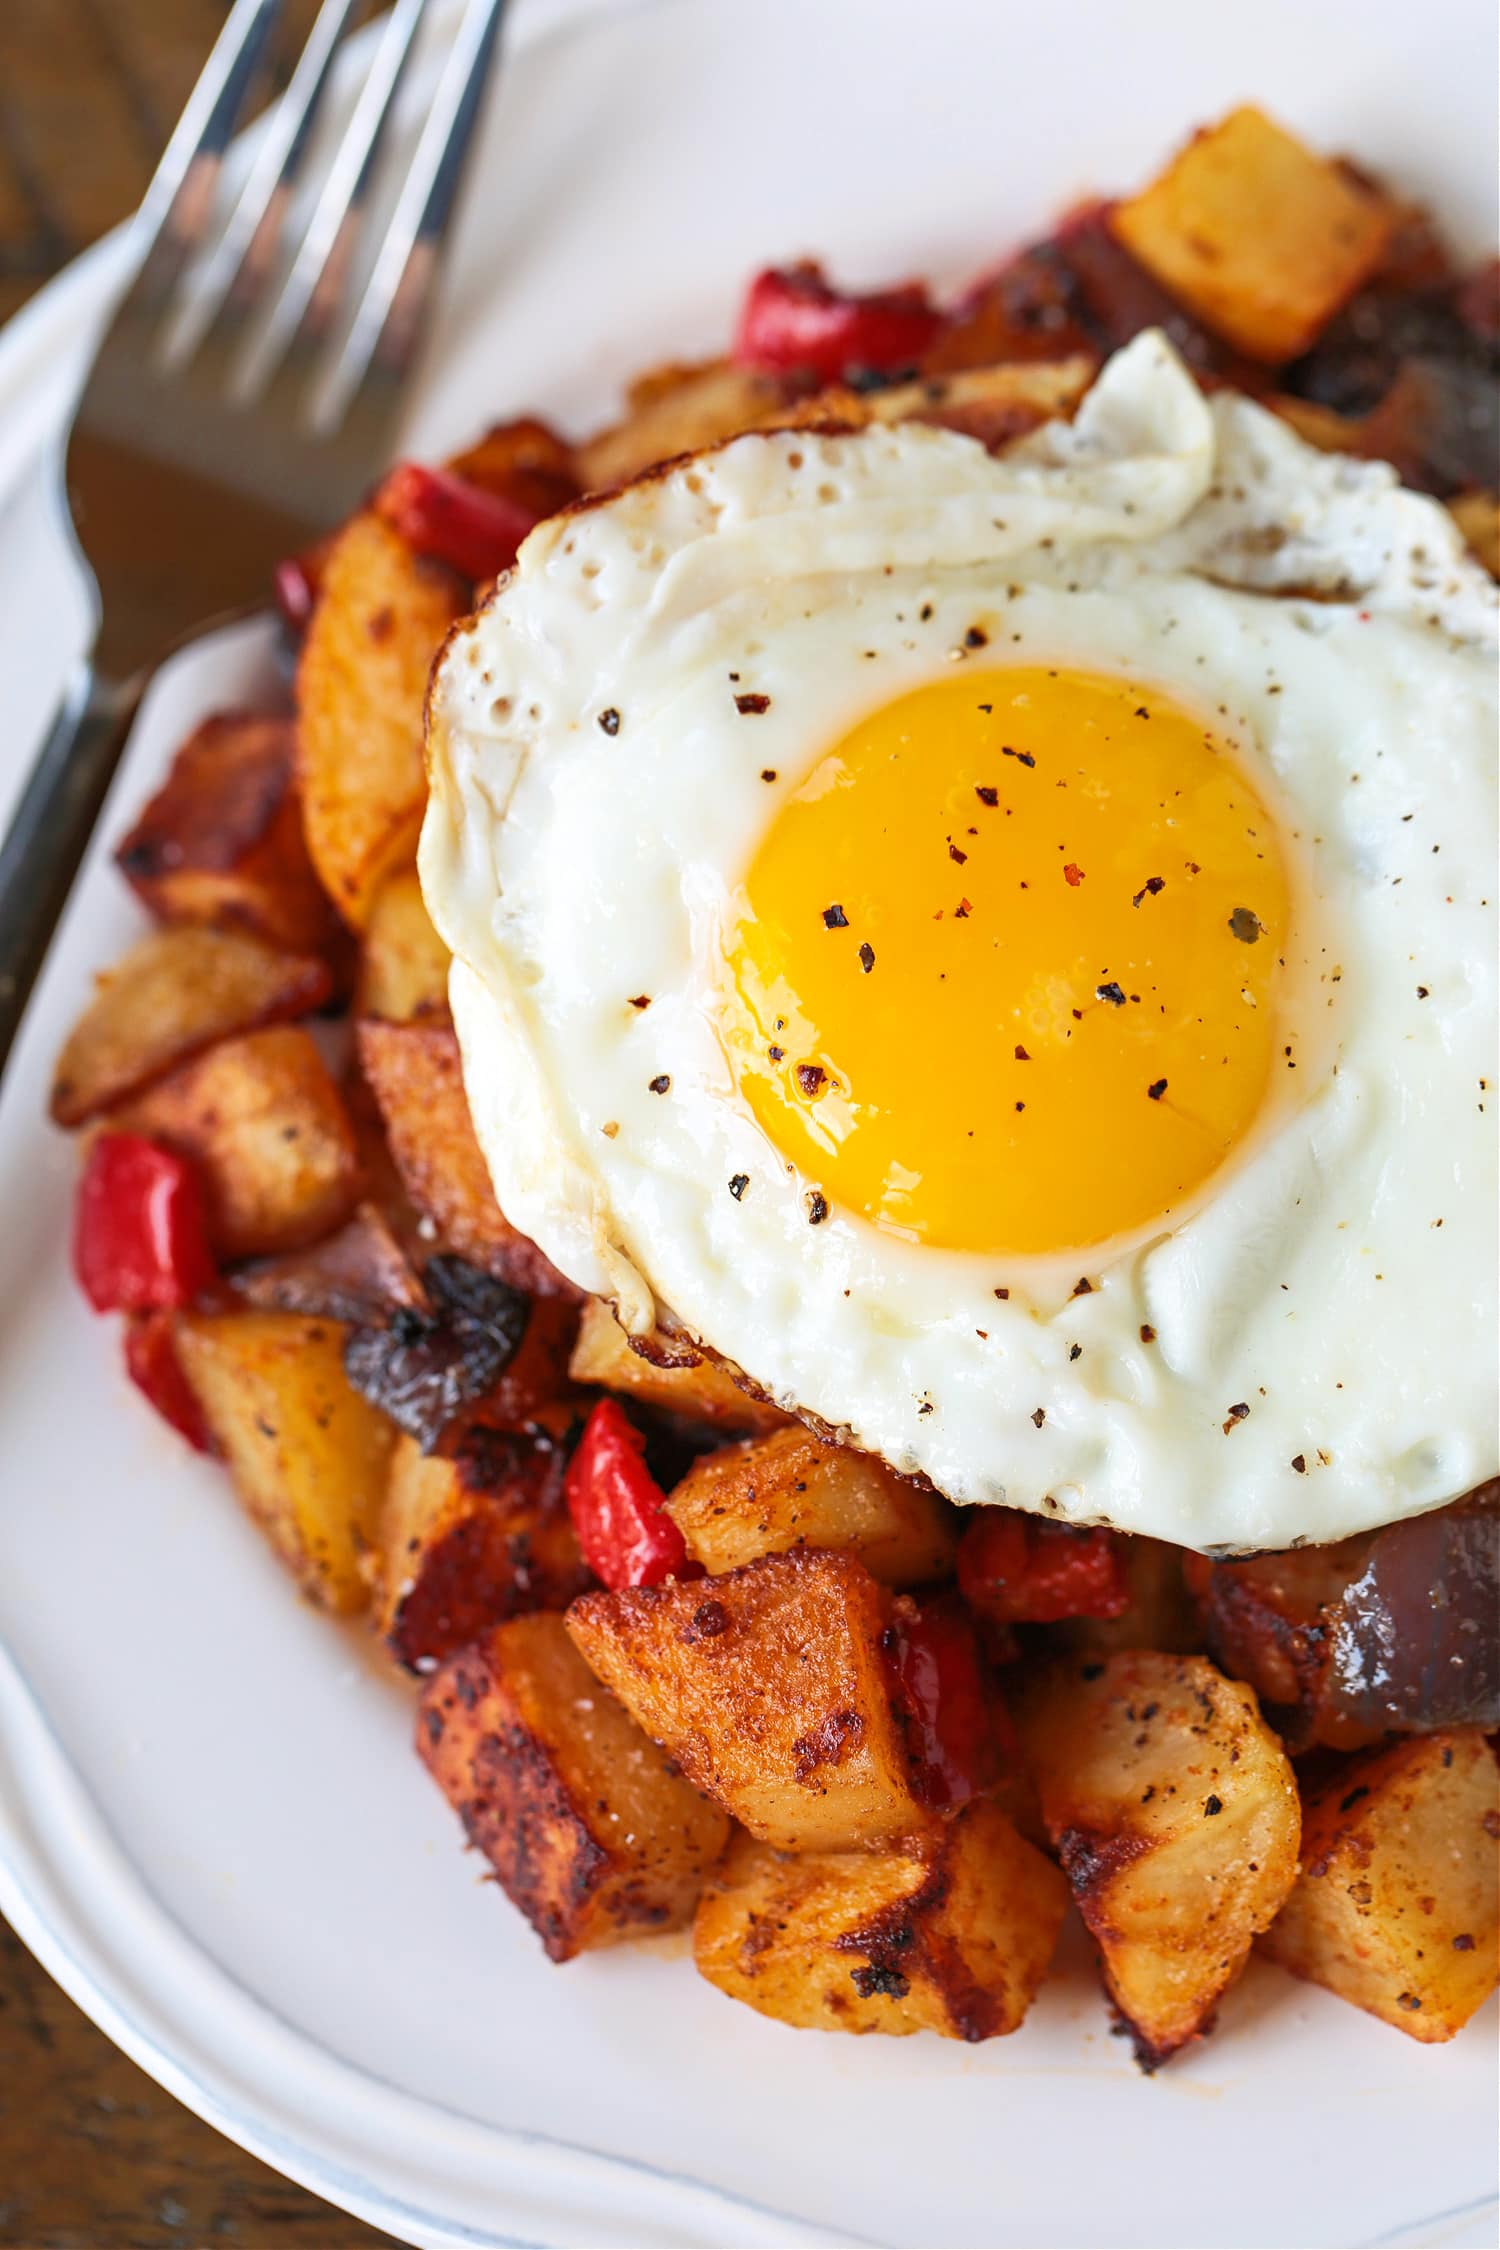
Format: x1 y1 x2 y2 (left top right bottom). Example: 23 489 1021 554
564 1396 697 1590
373 461 540 583
73 1134 216 1314
883 1592 999 1811
732 262 944 384
958 1508 1131 1626
123 1311 216 1454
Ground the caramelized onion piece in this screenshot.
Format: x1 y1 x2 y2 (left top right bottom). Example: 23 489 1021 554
232 1203 429 1326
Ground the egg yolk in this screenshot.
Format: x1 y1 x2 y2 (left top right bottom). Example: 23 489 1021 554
722 665 1290 1255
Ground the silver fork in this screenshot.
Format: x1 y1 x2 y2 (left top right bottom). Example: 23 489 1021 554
0 0 510 1076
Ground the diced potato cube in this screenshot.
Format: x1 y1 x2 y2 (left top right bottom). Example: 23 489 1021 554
1261 1729 1498 2041
567 1548 927 1851
1017 1650 1300 2066
296 511 464 927
175 1310 395 1610
50 926 331 1128
696 1802 1065 2039
357 1018 573 1296
818 356 1095 450
579 359 783 490
356 868 452 1022
444 415 579 520
114 712 340 955
375 1427 590 1672
1449 489 1499 577
568 1297 786 1435
1112 107 1394 362
105 1026 360 1259
418 1612 730 1960
667 1424 956 1585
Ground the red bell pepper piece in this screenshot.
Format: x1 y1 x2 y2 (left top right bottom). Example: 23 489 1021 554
374 461 540 583
564 1397 696 1590
123 1311 216 1454
732 262 944 384
73 1134 216 1314
958 1508 1130 1625
883 1592 998 1811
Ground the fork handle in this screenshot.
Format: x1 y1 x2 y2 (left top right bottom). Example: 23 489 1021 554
0 666 141 1082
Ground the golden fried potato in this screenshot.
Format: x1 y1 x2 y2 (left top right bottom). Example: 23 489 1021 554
803 356 1095 450
418 1612 730 1960
694 1802 1066 2040
1112 107 1394 362
568 1297 787 1435
444 415 579 520
114 712 340 956
296 511 464 928
356 1018 573 1296
175 1310 394 1611
356 868 452 1023
1449 490 1500 577
667 1424 957 1586
567 1548 927 1852
578 359 783 490
50 926 331 1128
375 1427 590 1672
1261 1730 1498 2041
105 1026 360 1259
1017 1650 1300 2065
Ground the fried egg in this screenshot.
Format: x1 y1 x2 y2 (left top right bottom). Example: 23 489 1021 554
421 333 1498 1551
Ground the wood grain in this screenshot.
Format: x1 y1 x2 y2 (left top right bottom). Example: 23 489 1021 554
0 4 398 2241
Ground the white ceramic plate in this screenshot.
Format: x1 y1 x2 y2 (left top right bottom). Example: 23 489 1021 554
0 3 1495 2243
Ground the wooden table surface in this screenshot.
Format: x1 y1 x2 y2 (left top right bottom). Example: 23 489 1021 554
0 5 397 2242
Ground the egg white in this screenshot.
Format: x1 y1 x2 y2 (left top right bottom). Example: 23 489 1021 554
422 334 1498 1552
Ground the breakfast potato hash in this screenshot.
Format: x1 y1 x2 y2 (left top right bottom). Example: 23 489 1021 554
56 108 1498 2065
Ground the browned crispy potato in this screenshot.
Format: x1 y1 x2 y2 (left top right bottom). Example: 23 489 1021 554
1054 1537 1198 1658
1261 1730 1499 2041
296 511 465 928
1449 489 1500 576
1267 393 1365 454
1112 107 1394 362
114 712 340 956
175 1310 395 1611
1017 1651 1300 2066
695 1802 1067 2040
375 1425 590 1672
568 1298 786 1435
568 1548 927 1852
418 1612 730 1960
356 868 451 1022
444 415 579 520
105 1026 360 1259
667 1425 957 1586
578 359 783 490
50 926 331 1128
357 1018 574 1296
800 357 1095 450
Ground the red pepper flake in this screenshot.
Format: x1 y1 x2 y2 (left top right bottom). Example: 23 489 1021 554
805 1189 829 1225
948 842 968 864
1132 875 1165 907
1228 906 1263 943
975 785 999 807
1095 981 1126 1006
1031 1407 1046 1428
1014 1044 1030 1062
822 903 848 929
1002 745 1036 768
629 994 651 1010
728 1173 749 1200
598 707 621 735
1063 863 1084 886
1291 1453 1307 1472
1140 1323 1156 1343
1223 1401 1250 1434
796 1063 828 1098
735 691 771 715
858 941 876 973
1147 1078 1168 1101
